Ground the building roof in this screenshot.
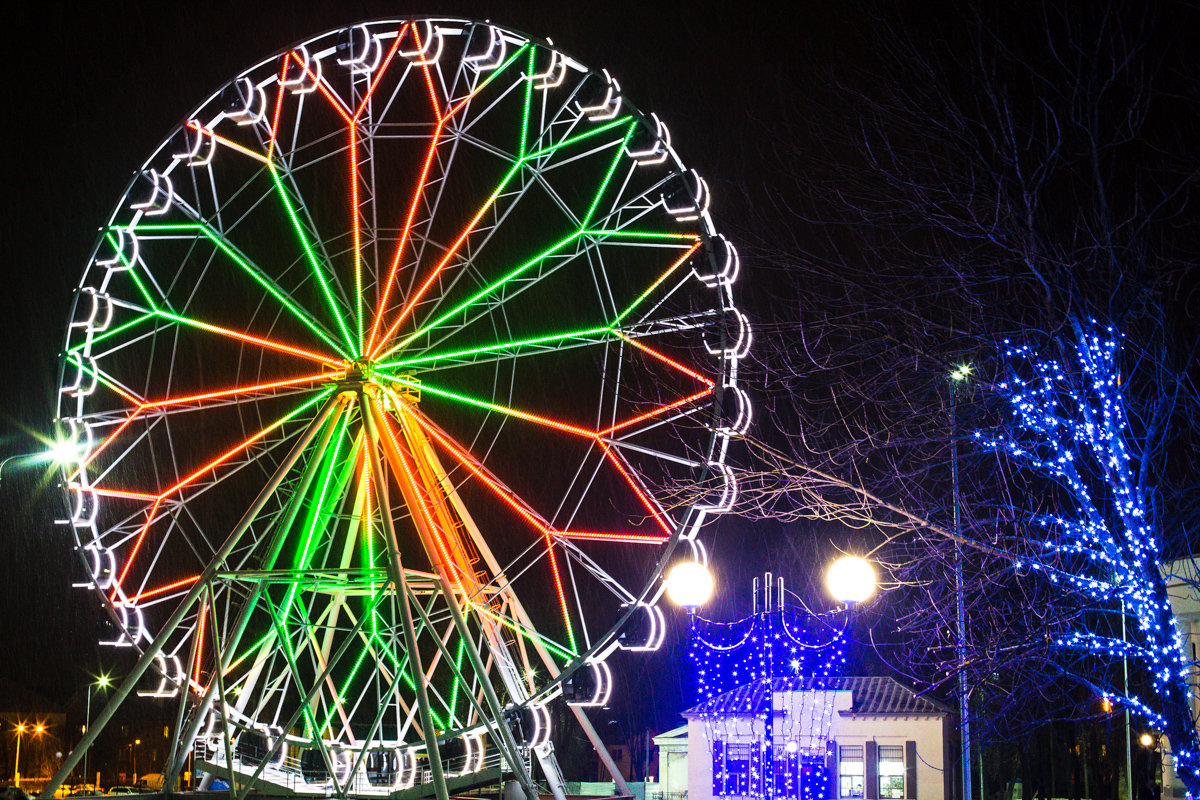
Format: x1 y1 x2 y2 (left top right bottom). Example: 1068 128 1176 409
683 676 950 718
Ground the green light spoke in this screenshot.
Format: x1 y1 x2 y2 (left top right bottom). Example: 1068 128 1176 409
376 324 614 370
104 232 160 312
280 419 355 625
384 374 590 436
266 163 357 356
613 249 698 325
519 46 535 159
447 638 466 723
383 231 583 360
68 312 156 354
582 230 699 240
476 604 575 661
525 115 633 161
133 223 350 360
581 122 636 226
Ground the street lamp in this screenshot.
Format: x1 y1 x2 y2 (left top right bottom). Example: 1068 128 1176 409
130 739 141 783
949 363 973 800
0 436 87 484
83 674 112 787
13 722 45 788
825 555 877 606
664 560 715 610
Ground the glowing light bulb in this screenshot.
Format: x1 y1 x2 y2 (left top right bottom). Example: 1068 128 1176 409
665 561 714 609
825 556 877 605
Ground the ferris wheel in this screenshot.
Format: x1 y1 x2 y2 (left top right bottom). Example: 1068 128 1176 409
51 17 749 799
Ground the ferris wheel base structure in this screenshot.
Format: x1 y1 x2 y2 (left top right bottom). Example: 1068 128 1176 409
46 15 748 800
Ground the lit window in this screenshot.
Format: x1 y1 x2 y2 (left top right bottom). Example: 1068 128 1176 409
878 745 905 799
839 745 864 798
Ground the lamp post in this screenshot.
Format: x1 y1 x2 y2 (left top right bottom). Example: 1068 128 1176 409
950 363 972 800
13 723 45 788
130 739 141 784
14 723 26 788
83 674 111 787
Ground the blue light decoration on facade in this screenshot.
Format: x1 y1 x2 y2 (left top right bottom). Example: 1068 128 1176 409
980 320 1200 792
690 574 848 800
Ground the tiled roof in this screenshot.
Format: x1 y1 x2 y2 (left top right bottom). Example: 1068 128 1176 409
683 676 950 717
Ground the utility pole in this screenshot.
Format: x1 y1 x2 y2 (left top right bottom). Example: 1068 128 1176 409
951 365 972 800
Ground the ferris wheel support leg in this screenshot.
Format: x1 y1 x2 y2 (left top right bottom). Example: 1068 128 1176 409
42 395 342 800
363 403 450 800
430 577 542 800
166 399 347 791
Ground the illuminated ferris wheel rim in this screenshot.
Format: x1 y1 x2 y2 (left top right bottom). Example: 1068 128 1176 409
53 14 749 795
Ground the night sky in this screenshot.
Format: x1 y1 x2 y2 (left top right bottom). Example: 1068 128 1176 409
0 0 869 745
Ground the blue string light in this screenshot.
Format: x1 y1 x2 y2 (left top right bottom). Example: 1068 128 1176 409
980 320 1199 783
689 578 847 800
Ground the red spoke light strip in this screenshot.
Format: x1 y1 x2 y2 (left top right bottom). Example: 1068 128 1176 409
69 371 341 483
556 531 668 544
365 46 509 357
287 51 353 123
617 332 714 386
385 395 574 646
598 387 713 437
599 441 673 536
114 574 200 607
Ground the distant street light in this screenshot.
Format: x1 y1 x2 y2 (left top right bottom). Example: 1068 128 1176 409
825 555 877 606
665 560 715 610
83 673 112 785
13 721 45 788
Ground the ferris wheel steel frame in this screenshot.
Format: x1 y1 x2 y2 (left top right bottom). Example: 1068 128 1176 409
46 16 750 800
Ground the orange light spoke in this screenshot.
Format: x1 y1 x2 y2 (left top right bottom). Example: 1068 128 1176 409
618 333 714 386
268 60 289 159
143 370 339 408
599 387 713 437
76 485 160 502
600 442 673 535
371 400 470 593
186 121 269 164
111 497 164 600
366 120 446 355
164 314 339 366
115 574 200 607
368 78 500 358
68 411 145 482
193 600 208 685
411 25 442 117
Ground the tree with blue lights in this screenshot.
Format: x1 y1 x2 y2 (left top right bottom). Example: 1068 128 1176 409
983 320 1200 793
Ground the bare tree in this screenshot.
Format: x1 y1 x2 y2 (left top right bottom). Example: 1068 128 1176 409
706 0 1200 792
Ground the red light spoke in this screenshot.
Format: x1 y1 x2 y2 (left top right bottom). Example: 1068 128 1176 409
110 497 164 601
288 52 353 124
600 441 673 536
268 60 288 159
599 387 713 438
115 574 200 607
618 333 714 387
192 600 208 685
557 531 668 544
352 25 409 121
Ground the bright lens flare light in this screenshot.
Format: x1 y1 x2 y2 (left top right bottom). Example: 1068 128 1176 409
825 555 877 605
664 561 714 609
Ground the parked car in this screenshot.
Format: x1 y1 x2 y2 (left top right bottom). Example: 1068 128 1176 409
106 787 140 795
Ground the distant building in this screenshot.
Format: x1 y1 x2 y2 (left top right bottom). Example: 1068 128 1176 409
675 676 950 800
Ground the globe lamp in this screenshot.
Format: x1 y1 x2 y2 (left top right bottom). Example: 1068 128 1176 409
826 555 876 605
665 561 714 610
